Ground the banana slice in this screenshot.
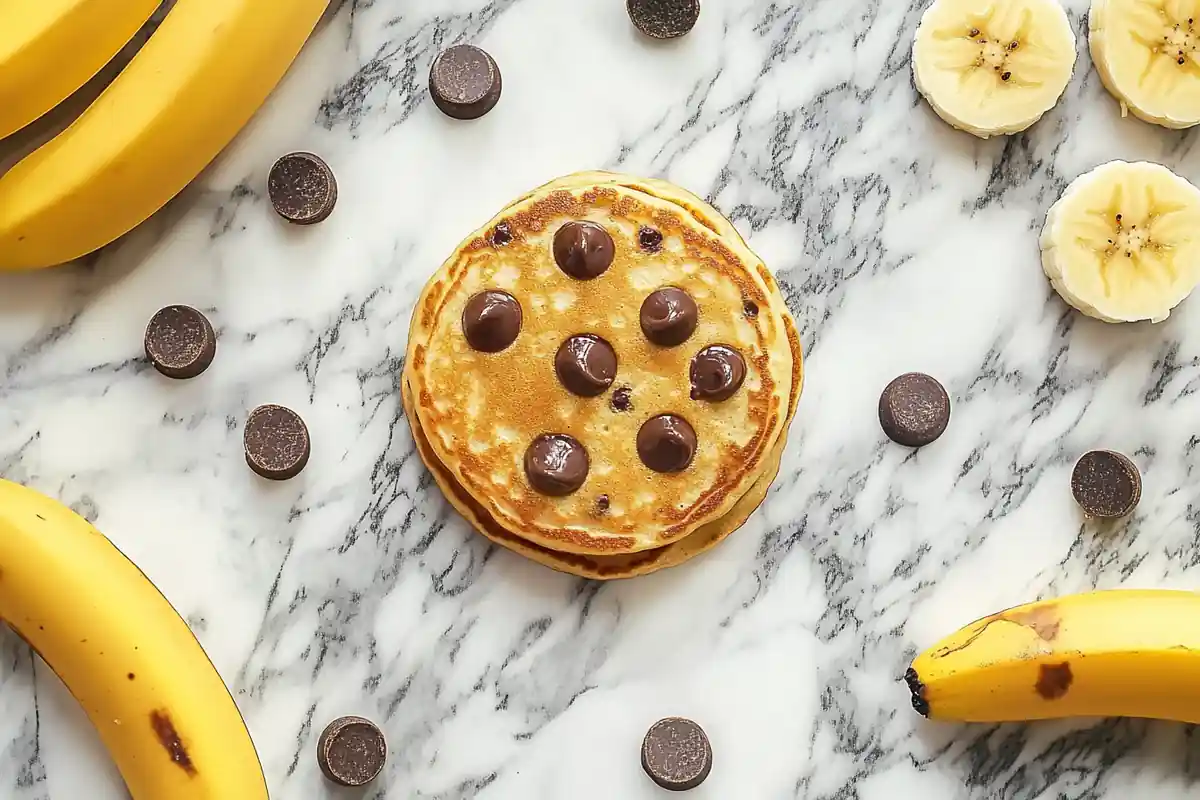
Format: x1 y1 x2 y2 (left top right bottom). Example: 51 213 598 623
1089 0 1200 128
1041 160 1200 323
912 0 1078 138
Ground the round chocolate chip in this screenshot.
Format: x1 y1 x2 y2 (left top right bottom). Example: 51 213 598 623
638 226 664 252
641 717 712 791
268 152 337 225
429 44 502 120
524 434 589 496
462 290 522 353
637 414 697 473
595 494 611 513
878 373 950 448
144 305 216 379
555 334 617 397
1071 450 1141 519
611 386 633 412
690 345 746 402
628 0 701 40
244 405 311 481
553 221 615 280
317 716 387 787
743 299 759 318
491 221 513 247
641 287 698 347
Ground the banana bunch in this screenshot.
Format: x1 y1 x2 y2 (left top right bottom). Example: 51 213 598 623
0 0 330 270
0 479 268 798
0 0 159 140
907 589 1200 724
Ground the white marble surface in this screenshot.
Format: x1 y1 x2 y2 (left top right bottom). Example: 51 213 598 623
3 0 1200 797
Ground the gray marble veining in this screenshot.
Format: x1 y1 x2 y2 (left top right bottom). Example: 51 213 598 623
2 0 1200 797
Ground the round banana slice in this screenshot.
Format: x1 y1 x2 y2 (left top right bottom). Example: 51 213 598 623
912 0 1078 138
1089 0 1200 128
1041 161 1200 323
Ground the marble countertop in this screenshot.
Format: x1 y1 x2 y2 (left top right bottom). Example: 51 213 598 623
3 0 1200 797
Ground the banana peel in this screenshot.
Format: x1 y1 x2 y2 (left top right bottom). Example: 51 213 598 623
908 589 1200 724
0 479 268 799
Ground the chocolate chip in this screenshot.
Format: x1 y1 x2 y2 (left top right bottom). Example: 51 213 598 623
611 386 633 412
641 717 712 791
637 414 696 473
491 221 513 247
690 345 746 401
743 299 759 318
1071 450 1141 519
555 334 617 397
429 44 502 120
641 287 698 347
144 305 216 379
524 434 589 496
244 405 310 481
638 226 664 252
462 290 522 353
627 0 701 40
268 152 337 225
595 494 610 513
553 221 614 280
317 717 387 787
878 373 950 447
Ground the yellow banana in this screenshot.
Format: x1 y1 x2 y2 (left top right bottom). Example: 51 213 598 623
0 479 267 799
0 0 330 270
0 0 158 140
907 589 1200 724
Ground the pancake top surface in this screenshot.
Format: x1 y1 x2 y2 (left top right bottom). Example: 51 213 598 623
408 177 795 553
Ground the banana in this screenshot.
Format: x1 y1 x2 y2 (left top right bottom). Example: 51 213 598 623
1040 160 1200 323
912 0 1077 138
0 479 267 798
907 589 1200 724
0 0 159 140
0 0 330 271
1089 0 1200 129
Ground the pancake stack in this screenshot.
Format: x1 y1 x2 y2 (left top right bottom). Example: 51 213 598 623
403 172 802 579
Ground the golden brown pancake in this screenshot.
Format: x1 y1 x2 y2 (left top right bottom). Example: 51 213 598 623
514 172 804 411
401 291 801 580
406 174 799 555
402 373 786 579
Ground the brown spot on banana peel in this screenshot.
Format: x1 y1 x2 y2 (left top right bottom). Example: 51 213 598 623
912 603 1065 717
1036 662 1073 700
932 604 1060 658
149 710 197 776
1006 607 1060 641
